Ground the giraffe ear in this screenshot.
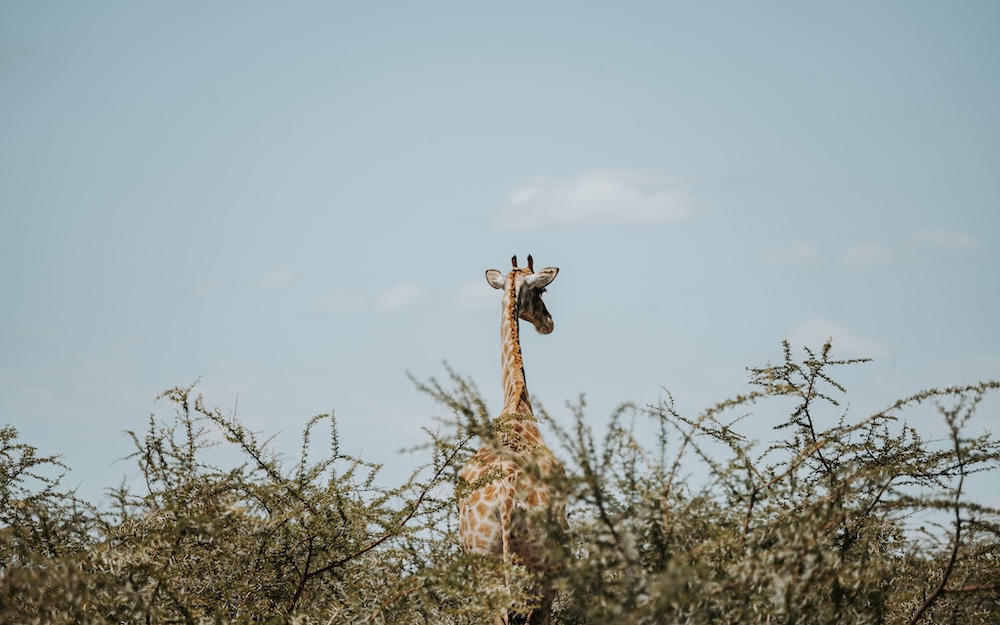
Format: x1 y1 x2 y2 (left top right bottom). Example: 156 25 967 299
524 267 558 290
485 269 505 289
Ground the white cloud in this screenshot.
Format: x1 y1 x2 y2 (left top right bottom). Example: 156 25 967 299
454 278 497 310
375 282 424 312
496 169 695 230
838 241 893 268
788 318 890 360
909 228 983 252
762 242 819 266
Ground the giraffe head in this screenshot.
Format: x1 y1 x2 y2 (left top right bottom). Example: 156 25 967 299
485 255 559 334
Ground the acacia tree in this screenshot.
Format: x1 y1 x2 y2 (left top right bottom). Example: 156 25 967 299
0 341 997 624
537 341 1000 624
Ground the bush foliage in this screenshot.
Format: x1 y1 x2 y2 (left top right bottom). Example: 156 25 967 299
1 341 998 623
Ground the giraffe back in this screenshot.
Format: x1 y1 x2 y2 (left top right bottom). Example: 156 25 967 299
458 416 565 570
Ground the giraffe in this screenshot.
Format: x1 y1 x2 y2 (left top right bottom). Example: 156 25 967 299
458 254 566 625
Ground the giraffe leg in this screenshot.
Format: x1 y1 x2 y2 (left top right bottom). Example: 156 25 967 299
499 486 515 625
526 583 554 625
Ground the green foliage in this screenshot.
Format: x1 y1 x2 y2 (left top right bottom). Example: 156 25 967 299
1 341 998 624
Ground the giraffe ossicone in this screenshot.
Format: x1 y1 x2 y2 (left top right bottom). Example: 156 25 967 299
458 254 566 625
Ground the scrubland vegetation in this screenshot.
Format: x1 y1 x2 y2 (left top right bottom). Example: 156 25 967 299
2 341 998 624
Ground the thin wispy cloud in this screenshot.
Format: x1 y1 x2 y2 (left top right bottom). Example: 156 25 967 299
316 292 367 314
762 242 819 266
375 282 424 312
259 269 295 289
839 241 893 269
496 169 695 230
788 318 890 360
317 282 426 315
909 228 983 252
454 278 496 310
836 228 982 270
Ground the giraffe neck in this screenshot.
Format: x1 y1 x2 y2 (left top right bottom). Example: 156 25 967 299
500 279 533 416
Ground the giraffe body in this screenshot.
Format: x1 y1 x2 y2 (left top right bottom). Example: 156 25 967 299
458 416 562 567
458 255 565 625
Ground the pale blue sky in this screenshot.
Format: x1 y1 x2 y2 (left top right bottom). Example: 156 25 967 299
2 2 998 504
